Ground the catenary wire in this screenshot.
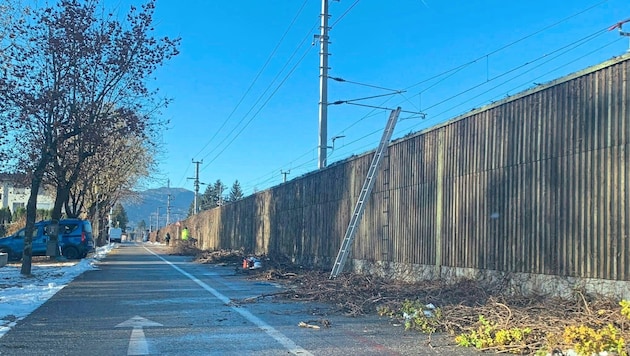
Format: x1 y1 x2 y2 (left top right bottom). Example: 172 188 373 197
331 35 621 165
330 0 361 30
231 0 371 193
402 0 610 93
320 14 616 157
201 44 316 170
262 32 619 190
237 1 612 193
198 19 320 164
418 28 608 114
191 0 311 161
328 76 402 92
411 37 624 133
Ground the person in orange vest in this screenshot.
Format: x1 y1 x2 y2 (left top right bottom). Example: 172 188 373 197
181 227 189 241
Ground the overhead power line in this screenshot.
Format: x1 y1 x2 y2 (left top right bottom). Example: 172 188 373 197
323 1 614 147
403 0 610 93
237 0 614 194
201 44 316 171
330 0 361 29
329 76 401 92
343 102 425 116
419 27 610 114
414 37 623 133
330 91 406 105
191 0 312 161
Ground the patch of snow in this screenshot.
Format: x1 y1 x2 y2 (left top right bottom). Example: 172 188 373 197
0 244 114 338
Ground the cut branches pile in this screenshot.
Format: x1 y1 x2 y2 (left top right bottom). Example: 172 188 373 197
188 249 630 354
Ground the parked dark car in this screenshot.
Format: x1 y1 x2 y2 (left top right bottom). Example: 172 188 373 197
0 219 95 261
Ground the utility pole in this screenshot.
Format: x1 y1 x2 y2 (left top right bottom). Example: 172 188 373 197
156 207 161 230
188 160 203 215
166 179 171 226
317 0 330 169
281 170 291 183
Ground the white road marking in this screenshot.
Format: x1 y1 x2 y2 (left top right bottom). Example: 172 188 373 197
144 246 313 356
116 315 163 355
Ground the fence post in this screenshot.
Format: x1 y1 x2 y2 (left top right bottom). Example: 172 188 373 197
435 130 445 277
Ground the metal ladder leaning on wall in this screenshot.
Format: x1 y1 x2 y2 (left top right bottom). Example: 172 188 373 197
330 107 401 279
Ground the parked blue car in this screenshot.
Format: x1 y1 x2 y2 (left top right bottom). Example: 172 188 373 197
0 219 95 261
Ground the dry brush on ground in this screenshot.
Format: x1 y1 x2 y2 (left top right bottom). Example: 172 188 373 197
172 245 630 355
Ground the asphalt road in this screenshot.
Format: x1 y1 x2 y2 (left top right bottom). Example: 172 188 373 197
0 243 481 355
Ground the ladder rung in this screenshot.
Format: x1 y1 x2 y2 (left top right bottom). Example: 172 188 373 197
330 107 401 279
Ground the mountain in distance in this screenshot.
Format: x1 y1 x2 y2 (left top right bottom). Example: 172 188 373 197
122 187 194 229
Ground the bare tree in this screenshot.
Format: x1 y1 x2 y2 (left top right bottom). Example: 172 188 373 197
0 0 179 274
0 0 26 165
66 122 155 217
71 134 155 244
0 0 23 55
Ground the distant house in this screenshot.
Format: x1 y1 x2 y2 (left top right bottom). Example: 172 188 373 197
0 174 55 212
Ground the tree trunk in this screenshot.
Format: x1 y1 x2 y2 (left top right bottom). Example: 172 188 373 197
20 157 48 275
51 184 70 221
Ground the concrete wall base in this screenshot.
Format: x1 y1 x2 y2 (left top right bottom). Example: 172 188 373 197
352 259 630 301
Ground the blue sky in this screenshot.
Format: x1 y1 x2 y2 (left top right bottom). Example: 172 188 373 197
122 0 628 195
